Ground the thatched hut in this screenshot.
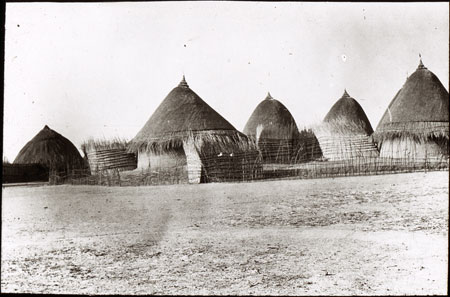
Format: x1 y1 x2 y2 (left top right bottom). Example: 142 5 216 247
243 92 301 163
13 125 85 178
81 138 137 174
128 76 260 183
314 90 379 161
373 59 449 160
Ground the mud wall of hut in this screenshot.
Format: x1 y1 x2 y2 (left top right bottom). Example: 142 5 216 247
183 140 204 184
137 148 189 182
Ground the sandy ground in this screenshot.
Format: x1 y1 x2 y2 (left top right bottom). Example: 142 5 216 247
1 171 448 295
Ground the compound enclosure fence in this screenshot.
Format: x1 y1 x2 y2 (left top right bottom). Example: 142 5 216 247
50 152 448 186
43 133 449 186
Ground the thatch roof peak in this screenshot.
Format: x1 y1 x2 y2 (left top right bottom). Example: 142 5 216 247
417 58 427 70
243 94 300 140
30 125 62 142
178 75 189 88
129 80 247 152
377 63 448 127
375 62 449 140
323 91 374 135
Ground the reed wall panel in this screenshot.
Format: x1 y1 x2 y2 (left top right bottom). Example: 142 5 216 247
379 137 449 160
316 134 379 161
87 148 137 173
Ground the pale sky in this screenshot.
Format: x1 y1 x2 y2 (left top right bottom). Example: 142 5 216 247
3 2 449 161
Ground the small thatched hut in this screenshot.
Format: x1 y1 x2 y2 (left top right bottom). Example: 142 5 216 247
243 92 301 163
81 138 137 174
128 76 259 183
13 125 85 177
373 59 449 160
314 90 379 161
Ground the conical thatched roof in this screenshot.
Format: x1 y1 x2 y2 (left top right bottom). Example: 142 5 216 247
243 92 300 140
14 125 84 171
322 90 374 135
129 76 253 152
375 60 449 141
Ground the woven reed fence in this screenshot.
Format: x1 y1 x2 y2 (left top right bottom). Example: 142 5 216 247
262 156 448 180
52 156 448 186
255 139 296 164
49 132 448 186
49 167 190 186
52 153 448 186
199 150 263 183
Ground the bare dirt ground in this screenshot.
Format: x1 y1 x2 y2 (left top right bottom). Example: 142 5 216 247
1 171 448 295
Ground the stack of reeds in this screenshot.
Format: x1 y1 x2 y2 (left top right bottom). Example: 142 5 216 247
81 138 137 174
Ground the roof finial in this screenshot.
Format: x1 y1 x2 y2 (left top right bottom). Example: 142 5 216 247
44 125 50 130
418 54 426 69
178 75 189 88
266 92 273 100
343 89 350 98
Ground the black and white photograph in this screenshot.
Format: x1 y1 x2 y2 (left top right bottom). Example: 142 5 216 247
2 1 449 295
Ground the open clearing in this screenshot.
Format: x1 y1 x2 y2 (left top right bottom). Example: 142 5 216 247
1 171 448 295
